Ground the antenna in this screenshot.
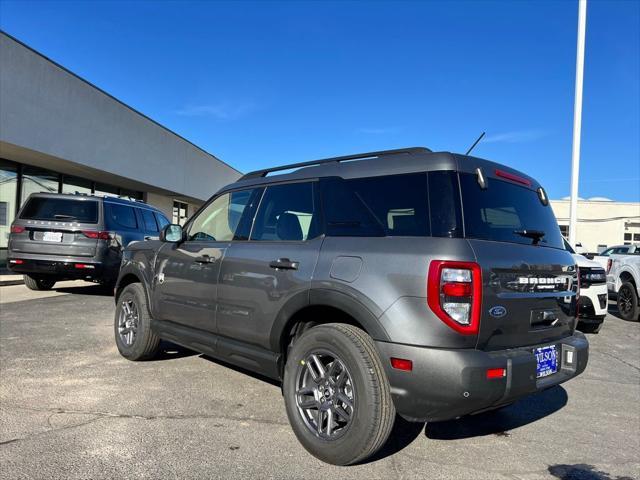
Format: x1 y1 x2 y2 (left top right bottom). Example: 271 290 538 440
465 132 485 155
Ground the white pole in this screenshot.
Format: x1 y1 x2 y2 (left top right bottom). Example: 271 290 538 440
569 0 587 247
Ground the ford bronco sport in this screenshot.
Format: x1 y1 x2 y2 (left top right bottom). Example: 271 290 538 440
113 147 588 465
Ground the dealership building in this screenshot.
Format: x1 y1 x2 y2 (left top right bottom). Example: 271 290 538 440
551 198 640 253
1 31 638 270
0 32 240 268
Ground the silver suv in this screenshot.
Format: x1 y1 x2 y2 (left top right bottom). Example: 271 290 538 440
113 147 588 465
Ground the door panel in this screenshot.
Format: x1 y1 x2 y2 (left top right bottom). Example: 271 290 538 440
151 188 263 334
153 240 227 332
217 238 322 349
216 181 321 350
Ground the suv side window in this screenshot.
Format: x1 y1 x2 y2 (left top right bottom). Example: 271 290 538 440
322 173 429 237
155 212 170 230
251 182 318 241
141 209 159 232
187 189 258 242
106 204 137 229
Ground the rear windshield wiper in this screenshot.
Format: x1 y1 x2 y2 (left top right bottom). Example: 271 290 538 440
514 229 546 245
53 214 77 220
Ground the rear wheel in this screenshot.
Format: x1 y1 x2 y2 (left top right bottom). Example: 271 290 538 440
617 282 639 321
23 274 56 291
114 283 161 360
283 323 395 466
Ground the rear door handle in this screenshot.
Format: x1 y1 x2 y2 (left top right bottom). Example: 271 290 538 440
269 258 299 270
144 236 152 241
194 255 216 264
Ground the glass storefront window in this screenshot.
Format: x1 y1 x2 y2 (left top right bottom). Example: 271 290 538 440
0 161 18 268
94 182 119 198
62 175 92 195
21 166 59 204
173 200 189 226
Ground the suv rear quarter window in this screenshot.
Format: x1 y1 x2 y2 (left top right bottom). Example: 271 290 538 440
322 173 429 237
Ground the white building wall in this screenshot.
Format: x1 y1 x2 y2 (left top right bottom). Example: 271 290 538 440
551 199 640 252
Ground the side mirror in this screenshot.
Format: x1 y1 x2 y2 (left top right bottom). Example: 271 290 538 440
160 224 184 243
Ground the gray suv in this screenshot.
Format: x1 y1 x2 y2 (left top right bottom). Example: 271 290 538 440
8 193 170 290
113 147 588 465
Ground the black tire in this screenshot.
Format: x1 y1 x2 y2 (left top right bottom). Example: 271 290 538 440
617 282 639 321
23 274 56 291
283 323 395 466
578 322 603 334
114 283 161 360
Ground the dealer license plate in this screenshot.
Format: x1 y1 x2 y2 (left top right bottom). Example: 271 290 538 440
43 231 63 242
534 345 558 378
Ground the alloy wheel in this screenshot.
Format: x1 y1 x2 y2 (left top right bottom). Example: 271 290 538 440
118 298 139 346
619 286 632 315
295 350 355 440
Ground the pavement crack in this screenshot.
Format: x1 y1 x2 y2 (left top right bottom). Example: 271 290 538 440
9 405 289 427
0 415 102 447
593 350 640 372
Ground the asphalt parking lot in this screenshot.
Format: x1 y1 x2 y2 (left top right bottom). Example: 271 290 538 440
0 282 638 480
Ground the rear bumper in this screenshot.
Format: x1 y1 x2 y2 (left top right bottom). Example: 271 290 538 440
578 284 608 319
7 256 109 280
375 332 588 422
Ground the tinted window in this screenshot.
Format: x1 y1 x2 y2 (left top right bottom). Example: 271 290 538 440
155 212 170 230
323 174 429 237
107 204 137 229
21 197 98 223
232 188 264 240
141 209 158 232
428 171 462 238
459 173 563 249
251 182 317 241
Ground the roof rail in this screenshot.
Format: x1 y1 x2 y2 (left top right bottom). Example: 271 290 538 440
240 147 431 180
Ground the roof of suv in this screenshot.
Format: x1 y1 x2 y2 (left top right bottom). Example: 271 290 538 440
224 147 541 193
26 192 163 213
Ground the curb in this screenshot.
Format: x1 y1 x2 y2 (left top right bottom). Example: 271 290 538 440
0 279 24 287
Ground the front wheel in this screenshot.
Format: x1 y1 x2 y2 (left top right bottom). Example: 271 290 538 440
23 274 56 291
114 283 161 360
617 282 639 321
283 323 395 466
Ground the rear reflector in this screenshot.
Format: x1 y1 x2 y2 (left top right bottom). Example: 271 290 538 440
486 368 506 379
494 169 532 186
74 264 95 269
390 358 413 371
10 225 25 234
9 259 24 264
82 230 111 240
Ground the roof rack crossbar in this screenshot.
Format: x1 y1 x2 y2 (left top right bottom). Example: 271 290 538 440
240 147 431 180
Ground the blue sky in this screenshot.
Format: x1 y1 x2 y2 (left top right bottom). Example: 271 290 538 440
1 0 638 201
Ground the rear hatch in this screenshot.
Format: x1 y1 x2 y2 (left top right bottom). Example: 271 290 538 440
457 170 578 351
10 195 101 258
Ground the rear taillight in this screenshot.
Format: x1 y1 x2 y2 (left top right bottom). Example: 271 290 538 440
606 259 612 274
82 230 111 240
10 225 25 234
427 260 482 335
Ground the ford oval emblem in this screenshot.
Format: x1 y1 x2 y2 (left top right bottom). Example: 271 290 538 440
489 306 507 318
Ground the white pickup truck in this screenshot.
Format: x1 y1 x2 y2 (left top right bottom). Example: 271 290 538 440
607 255 640 321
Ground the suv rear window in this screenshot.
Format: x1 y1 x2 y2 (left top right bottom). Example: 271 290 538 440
459 173 563 249
20 197 98 223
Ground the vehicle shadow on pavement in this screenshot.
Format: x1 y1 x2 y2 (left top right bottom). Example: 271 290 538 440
424 385 568 440
199 354 281 388
54 284 113 296
548 463 634 480
154 341 199 360
363 416 426 463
